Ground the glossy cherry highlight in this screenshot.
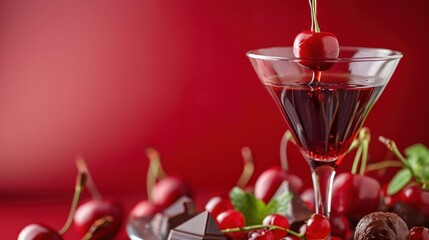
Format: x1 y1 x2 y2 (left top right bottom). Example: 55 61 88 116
216 210 246 239
18 224 62 240
262 214 289 239
305 213 331 240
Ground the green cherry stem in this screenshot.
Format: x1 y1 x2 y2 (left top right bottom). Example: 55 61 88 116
221 224 304 239
280 130 296 171
76 156 102 200
359 128 371 176
309 0 320 32
378 136 409 167
236 146 255 189
351 144 363 175
58 171 87 235
366 160 404 172
146 148 166 202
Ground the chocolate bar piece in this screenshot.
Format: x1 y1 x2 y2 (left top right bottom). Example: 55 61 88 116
168 211 227 240
151 196 199 239
270 181 312 231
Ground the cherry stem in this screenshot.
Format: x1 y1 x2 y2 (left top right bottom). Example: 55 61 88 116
359 128 370 176
76 156 103 200
378 136 409 167
350 127 371 175
221 224 304 239
236 146 254 189
81 216 113 240
58 171 87 235
309 0 320 32
351 144 362 175
366 160 404 172
280 130 296 171
146 148 166 202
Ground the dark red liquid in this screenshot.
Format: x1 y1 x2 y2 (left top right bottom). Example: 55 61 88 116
266 74 384 163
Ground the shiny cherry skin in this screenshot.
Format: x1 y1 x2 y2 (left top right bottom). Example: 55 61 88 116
74 198 123 240
304 213 331 240
407 227 429 240
18 224 62 240
401 186 429 216
205 196 234 219
262 214 289 239
381 183 402 208
216 210 245 239
254 167 303 203
293 30 339 71
248 229 275 240
331 173 381 220
129 199 161 219
329 213 350 239
151 176 192 208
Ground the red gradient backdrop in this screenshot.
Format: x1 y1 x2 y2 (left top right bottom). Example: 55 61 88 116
0 0 429 237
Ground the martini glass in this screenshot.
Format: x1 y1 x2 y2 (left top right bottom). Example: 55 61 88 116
247 47 402 218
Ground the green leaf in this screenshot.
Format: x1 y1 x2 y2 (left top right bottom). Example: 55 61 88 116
387 168 412 195
266 191 293 216
405 144 429 160
229 187 270 225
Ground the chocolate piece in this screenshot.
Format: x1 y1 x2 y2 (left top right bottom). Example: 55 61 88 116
270 181 312 231
354 212 409 240
151 196 199 239
168 211 227 240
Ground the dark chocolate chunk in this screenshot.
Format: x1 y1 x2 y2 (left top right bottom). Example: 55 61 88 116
168 211 227 240
270 181 312 231
151 196 199 239
354 211 409 240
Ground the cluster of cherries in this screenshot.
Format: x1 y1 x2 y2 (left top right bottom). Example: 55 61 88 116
202 161 339 240
17 149 192 240
17 157 124 240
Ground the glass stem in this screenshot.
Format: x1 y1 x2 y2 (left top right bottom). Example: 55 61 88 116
311 164 336 218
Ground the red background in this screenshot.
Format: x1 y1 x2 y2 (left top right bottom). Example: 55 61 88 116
1 0 429 238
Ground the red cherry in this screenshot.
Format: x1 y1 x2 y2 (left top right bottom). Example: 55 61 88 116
293 30 339 71
216 210 246 239
304 213 330 240
254 167 303 203
248 229 275 240
152 176 192 208
129 199 161 219
407 227 429 240
205 196 234 219
74 198 123 239
381 183 402 208
18 224 62 240
331 173 380 220
262 214 289 239
329 213 350 239
401 186 429 216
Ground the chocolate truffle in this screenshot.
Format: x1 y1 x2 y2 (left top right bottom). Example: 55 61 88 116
168 211 227 240
151 196 199 239
270 181 312 231
354 212 409 240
